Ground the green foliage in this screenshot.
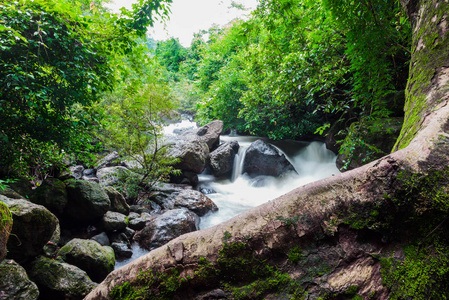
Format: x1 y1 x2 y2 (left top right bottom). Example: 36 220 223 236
96 45 180 201
381 244 449 299
0 0 172 179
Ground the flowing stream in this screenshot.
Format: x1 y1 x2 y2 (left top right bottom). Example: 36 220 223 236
115 120 339 269
198 135 340 229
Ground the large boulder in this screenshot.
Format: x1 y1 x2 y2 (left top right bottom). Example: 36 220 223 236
188 120 224 151
65 180 111 223
169 136 209 174
31 178 68 215
104 186 130 215
29 256 97 299
209 141 240 177
57 238 115 283
0 200 13 262
0 259 39 299
173 189 218 216
2 196 59 263
242 139 297 177
134 208 199 250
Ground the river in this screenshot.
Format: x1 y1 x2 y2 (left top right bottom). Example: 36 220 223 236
115 120 339 269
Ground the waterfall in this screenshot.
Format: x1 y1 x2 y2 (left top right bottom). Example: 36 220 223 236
199 137 339 229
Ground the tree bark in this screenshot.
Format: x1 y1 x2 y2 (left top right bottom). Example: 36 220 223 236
86 0 449 298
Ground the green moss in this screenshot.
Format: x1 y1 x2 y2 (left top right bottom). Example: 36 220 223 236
288 246 303 264
395 1 449 150
110 268 184 300
380 244 449 299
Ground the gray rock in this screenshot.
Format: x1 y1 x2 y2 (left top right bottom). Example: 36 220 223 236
169 136 209 174
65 180 111 223
129 217 146 230
128 212 140 220
111 242 133 259
96 166 132 186
2 195 59 263
57 238 115 282
91 232 110 246
31 178 68 215
109 232 131 246
242 139 297 177
101 211 128 232
104 186 130 215
187 120 223 151
29 256 97 299
173 189 218 216
83 168 96 177
134 208 199 250
69 165 84 179
43 223 61 258
209 141 240 177
0 259 39 299
123 227 135 239
96 151 121 170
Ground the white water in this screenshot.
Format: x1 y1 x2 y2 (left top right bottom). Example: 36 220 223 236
199 136 339 229
115 121 339 269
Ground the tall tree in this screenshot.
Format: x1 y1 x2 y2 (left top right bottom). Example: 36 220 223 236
86 0 449 298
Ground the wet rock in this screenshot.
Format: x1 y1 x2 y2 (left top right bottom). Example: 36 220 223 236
209 140 239 177
242 139 297 177
29 256 97 299
101 211 128 232
31 178 68 215
134 208 199 250
174 189 218 216
2 195 59 263
0 259 39 299
111 242 133 259
104 186 130 215
57 238 115 282
65 180 110 223
91 232 110 246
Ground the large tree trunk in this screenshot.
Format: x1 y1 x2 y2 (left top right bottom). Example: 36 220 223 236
86 1 449 299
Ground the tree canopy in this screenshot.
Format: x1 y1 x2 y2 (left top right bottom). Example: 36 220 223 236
0 0 172 178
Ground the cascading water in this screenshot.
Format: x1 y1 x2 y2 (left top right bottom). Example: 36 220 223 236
198 136 340 229
115 120 339 269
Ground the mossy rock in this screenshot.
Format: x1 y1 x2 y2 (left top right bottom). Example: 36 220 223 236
31 178 68 215
58 238 115 282
2 195 59 263
0 200 13 262
104 186 130 215
29 256 97 299
0 259 39 299
65 180 111 223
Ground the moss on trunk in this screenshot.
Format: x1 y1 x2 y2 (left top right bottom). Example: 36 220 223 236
394 0 449 150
